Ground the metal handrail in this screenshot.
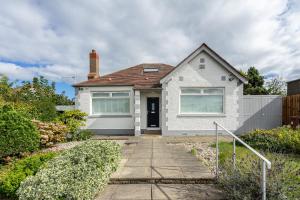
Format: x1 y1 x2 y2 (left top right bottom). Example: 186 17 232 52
213 121 271 200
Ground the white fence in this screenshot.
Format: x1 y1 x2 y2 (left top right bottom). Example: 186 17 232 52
236 95 282 134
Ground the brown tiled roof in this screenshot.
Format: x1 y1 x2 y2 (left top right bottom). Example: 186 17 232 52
73 63 174 89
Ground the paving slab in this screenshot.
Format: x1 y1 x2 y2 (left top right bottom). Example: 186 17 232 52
151 166 184 179
96 184 152 200
95 184 224 200
112 166 152 179
111 137 215 179
152 184 224 200
97 137 222 200
125 158 152 167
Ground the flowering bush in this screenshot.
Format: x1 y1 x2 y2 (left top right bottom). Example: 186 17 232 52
17 141 121 200
32 120 68 147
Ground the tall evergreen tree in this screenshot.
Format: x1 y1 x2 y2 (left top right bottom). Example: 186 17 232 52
244 67 268 95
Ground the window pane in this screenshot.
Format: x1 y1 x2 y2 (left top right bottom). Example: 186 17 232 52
92 98 129 114
181 95 223 113
112 92 129 97
181 88 201 94
203 88 223 95
92 93 110 97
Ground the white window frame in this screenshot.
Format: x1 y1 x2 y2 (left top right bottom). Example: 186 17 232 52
90 91 131 116
179 87 225 115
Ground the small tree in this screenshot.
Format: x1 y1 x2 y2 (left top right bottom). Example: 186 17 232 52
244 67 268 95
266 77 287 95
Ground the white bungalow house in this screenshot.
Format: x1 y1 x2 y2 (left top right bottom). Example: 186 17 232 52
73 43 248 136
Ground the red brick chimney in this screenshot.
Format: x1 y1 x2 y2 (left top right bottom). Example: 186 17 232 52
88 49 100 80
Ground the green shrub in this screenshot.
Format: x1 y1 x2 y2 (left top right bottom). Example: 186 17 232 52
191 148 197 156
32 120 68 147
17 140 121 200
71 129 93 141
55 110 87 139
0 152 57 199
34 98 57 122
0 101 39 120
241 127 300 154
218 142 300 200
0 106 40 158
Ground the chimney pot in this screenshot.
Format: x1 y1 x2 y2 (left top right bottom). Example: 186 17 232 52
88 49 100 80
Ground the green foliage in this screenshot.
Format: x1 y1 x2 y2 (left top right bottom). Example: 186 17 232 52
55 110 88 140
0 75 74 122
0 106 40 158
218 142 300 200
266 77 287 95
191 148 197 156
0 99 39 120
17 141 121 200
0 76 16 102
0 152 57 199
71 129 93 141
241 127 300 154
244 67 268 95
32 120 69 147
54 91 74 106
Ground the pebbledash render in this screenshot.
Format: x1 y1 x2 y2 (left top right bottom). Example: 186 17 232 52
73 43 248 136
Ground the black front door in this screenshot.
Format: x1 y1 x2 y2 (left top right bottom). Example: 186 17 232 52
147 97 159 128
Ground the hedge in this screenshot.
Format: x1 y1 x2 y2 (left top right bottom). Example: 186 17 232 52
0 106 40 158
0 152 57 199
17 140 121 200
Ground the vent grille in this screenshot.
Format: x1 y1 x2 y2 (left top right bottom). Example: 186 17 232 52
199 64 205 69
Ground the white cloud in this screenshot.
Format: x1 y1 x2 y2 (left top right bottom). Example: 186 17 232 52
0 0 299 83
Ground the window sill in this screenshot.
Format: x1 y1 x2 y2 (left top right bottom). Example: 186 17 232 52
177 114 226 117
88 115 132 118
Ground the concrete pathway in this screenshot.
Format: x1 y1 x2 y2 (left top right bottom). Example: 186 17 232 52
96 137 224 200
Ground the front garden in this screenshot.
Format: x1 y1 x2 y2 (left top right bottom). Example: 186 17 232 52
182 127 300 200
0 76 121 199
218 127 300 200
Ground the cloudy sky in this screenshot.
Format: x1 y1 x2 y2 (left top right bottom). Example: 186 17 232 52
0 0 299 97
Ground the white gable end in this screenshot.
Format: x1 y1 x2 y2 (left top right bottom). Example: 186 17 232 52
170 51 241 87
161 46 244 134
161 44 247 84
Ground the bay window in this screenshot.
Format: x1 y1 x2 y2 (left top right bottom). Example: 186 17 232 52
92 92 130 115
180 87 224 114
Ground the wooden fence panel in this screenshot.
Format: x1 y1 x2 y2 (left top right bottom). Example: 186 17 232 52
282 94 300 125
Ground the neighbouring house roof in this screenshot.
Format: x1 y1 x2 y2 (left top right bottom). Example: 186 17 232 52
55 105 75 111
73 63 174 89
287 78 300 83
160 43 248 84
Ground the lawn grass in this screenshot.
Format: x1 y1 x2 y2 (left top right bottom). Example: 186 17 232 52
217 142 300 199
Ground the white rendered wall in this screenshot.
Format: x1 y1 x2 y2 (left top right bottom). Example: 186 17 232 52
75 86 134 131
162 51 243 135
